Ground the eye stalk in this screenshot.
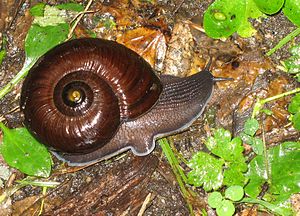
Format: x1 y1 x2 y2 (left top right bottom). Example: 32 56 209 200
204 57 234 83
213 77 234 82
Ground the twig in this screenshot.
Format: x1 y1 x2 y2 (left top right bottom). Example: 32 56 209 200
172 0 185 15
137 193 152 216
67 0 94 39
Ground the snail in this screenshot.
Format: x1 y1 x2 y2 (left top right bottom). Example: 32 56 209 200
20 38 230 166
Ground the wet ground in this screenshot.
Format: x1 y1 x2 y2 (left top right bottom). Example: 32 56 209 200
0 0 299 215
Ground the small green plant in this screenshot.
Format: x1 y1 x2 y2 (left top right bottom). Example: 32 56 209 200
240 118 263 155
0 37 7 66
251 87 300 130
187 128 248 191
288 93 300 130
0 3 81 176
283 44 300 81
185 114 300 215
280 43 300 130
0 123 52 177
208 186 244 216
204 0 300 56
243 141 300 215
204 0 300 39
0 176 60 214
0 2 86 100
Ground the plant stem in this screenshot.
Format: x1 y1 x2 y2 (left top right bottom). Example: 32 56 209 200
261 88 300 104
38 187 47 215
252 88 300 118
159 138 195 215
261 123 270 182
266 28 300 56
0 59 36 100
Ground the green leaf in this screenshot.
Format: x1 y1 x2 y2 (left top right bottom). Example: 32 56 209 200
225 185 244 201
56 3 84 12
30 3 46 17
26 5 70 67
240 118 263 155
288 93 300 130
284 44 300 75
237 0 263 37
241 198 294 215
208 192 223 208
205 129 248 187
239 132 252 144
216 200 235 216
245 141 300 203
33 5 68 27
0 49 6 66
187 152 224 191
251 137 264 155
24 23 69 67
206 128 231 152
208 130 245 163
284 56 300 74
291 111 300 130
244 118 259 136
244 153 267 198
204 0 263 38
237 20 257 38
283 0 300 27
253 0 284 14
288 93 300 114
223 161 248 186
296 73 300 82
290 44 300 56
0 5 70 100
203 0 246 38
0 123 52 177
23 7 69 79
245 0 263 18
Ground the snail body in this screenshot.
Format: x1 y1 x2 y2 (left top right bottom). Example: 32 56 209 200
21 38 218 166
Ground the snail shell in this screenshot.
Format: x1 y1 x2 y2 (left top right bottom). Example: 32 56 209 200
21 38 217 166
21 38 162 154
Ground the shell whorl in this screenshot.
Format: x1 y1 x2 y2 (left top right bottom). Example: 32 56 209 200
20 38 162 154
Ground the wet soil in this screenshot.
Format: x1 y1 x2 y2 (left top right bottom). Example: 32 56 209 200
0 0 299 215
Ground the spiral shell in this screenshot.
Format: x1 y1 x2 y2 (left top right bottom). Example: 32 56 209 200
20 38 162 154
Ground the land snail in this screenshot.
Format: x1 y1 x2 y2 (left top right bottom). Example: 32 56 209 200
20 38 231 166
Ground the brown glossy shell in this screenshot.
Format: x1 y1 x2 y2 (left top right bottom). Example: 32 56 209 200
20 38 162 154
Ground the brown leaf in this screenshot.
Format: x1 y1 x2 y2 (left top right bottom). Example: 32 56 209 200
117 27 166 70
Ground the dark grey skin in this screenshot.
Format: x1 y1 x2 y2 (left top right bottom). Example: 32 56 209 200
53 69 223 166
